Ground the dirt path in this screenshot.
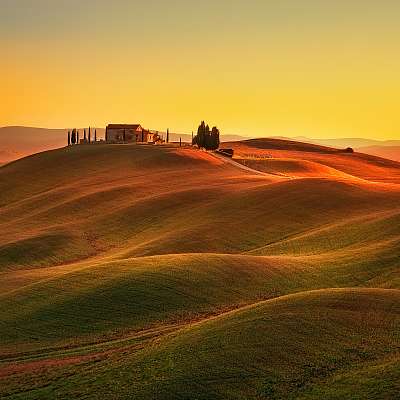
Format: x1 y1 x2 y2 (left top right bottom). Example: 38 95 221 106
210 152 279 176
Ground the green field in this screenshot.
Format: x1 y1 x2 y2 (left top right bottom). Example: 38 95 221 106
1 142 400 399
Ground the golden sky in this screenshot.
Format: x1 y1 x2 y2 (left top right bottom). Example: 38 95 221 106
1 0 400 139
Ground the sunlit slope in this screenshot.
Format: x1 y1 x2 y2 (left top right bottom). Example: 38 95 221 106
249 208 400 254
116 288 400 400
2 235 399 356
1 144 399 271
107 178 400 261
226 138 400 183
2 289 399 399
235 158 357 179
0 254 306 353
0 145 271 269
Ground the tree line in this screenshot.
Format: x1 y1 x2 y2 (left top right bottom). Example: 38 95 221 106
67 123 220 148
68 127 97 146
192 121 220 150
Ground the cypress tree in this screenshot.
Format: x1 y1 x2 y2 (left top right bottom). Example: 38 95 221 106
198 122 202 147
195 121 206 148
71 129 76 145
180 137 182 147
88 127 91 143
201 121 206 148
68 131 71 146
166 129 169 143
77 130 80 144
94 129 97 142
84 129 87 142
205 124 211 149
210 126 220 150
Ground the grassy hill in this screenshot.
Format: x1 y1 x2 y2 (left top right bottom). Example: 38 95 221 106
2 289 399 399
226 138 400 183
1 141 399 398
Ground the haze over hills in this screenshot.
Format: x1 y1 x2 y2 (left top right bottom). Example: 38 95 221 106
0 126 106 163
283 135 400 148
1 138 400 398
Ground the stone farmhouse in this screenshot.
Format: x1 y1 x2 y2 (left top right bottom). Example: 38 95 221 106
105 124 160 144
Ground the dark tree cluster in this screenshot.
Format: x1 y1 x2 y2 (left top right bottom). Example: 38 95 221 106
67 127 97 146
192 121 220 150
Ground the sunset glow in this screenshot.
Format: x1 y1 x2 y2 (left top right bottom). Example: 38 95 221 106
2 0 400 139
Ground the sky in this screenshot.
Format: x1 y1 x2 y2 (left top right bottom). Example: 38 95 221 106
1 0 400 139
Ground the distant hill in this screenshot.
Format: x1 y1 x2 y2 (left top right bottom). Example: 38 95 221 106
0 126 106 163
231 137 348 153
285 136 400 149
0 126 72 152
355 145 400 162
264 135 400 162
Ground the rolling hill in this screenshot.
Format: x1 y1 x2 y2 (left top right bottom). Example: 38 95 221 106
226 136 400 162
302 137 400 163
225 138 400 183
268 135 400 150
1 140 399 399
356 145 400 162
0 126 106 164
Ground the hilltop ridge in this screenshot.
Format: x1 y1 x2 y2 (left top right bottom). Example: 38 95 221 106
225 137 400 183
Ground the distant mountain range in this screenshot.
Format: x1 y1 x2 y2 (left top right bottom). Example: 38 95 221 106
1 126 399 163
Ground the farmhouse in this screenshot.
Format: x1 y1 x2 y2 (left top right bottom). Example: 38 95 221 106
105 124 157 144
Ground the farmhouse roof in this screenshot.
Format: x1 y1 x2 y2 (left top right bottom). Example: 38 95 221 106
107 124 142 130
